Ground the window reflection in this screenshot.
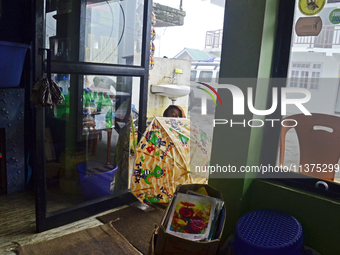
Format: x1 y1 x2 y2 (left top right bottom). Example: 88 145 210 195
45 73 140 212
46 0 144 65
84 0 144 65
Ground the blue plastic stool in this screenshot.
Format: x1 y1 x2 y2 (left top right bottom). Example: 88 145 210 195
234 209 304 255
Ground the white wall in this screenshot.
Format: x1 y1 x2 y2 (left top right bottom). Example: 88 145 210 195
147 57 191 119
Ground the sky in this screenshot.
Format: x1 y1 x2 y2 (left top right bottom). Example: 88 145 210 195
153 0 225 58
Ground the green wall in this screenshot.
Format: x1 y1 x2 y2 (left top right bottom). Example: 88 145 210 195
209 0 280 242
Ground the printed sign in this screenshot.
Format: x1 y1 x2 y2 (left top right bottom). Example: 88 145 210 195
299 0 326 16
330 9 340 24
295 16 323 36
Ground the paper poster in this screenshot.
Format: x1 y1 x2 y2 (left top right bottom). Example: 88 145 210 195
299 0 326 16
166 193 216 241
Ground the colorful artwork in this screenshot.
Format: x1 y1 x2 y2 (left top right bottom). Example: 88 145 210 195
131 117 212 204
166 193 216 241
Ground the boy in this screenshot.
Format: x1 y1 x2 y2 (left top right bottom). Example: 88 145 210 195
163 105 186 118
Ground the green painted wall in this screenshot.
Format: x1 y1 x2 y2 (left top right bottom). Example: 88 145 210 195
244 0 279 192
209 0 280 242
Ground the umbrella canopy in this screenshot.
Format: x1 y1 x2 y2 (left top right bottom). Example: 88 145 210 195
131 117 212 204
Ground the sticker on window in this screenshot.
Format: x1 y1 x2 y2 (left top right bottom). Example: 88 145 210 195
298 0 325 16
295 16 322 36
330 9 340 24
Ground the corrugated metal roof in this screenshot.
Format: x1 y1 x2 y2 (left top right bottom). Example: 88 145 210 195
174 48 210 61
184 48 210 61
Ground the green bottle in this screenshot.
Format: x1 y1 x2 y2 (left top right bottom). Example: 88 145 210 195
97 92 104 113
84 89 91 108
88 88 94 101
93 91 99 113
83 89 87 108
56 87 66 118
64 91 70 114
93 91 98 101
102 94 112 128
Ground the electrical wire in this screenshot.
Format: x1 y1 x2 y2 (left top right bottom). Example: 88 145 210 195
101 1 125 63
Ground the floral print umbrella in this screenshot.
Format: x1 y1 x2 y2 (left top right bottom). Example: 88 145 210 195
131 117 212 204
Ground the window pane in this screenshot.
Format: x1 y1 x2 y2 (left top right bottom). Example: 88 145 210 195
277 5 340 184
299 71 308 88
199 71 213 82
310 72 320 89
190 70 197 81
84 1 143 65
46 73 140 213
46 0 144 65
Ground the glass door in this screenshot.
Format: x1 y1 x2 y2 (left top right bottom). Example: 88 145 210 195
34 0 151 232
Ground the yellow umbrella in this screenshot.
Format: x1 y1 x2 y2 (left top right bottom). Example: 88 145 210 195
131 117 212 204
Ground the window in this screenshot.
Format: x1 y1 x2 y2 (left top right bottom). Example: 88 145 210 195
199 71 213 82
190 70 197 81
260 2 340 201
288 62 322 90
310 72 320 90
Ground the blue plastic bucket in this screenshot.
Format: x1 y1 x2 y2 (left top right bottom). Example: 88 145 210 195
77 161 118 201
234 209 304 255
0 41 30 87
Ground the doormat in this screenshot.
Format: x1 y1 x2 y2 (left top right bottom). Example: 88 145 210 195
97 205 164 255
16 222 141 255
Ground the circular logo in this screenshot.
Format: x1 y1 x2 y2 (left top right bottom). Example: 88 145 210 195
330 9 340 24
298 0 325 16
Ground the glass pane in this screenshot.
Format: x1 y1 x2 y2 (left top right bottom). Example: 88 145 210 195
199 71 213 82
190 70 197 81
46 0 144 65
45 74 140 213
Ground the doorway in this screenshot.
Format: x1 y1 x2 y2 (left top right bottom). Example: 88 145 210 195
34 0 152 232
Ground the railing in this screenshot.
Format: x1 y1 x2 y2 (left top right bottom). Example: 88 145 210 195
293 25 340 48
205 29 223 48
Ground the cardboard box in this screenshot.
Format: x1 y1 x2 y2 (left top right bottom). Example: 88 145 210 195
149 184 226 255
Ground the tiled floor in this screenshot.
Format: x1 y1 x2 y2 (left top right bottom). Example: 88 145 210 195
0 189 127 254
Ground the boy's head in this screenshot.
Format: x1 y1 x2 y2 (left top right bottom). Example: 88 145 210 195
163 105 186 118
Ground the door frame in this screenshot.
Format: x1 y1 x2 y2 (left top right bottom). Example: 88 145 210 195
33 0 152 232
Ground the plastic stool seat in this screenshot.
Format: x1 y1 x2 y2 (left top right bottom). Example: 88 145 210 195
234 209 304 255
